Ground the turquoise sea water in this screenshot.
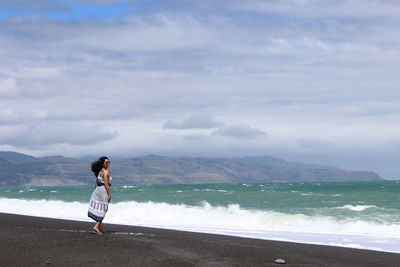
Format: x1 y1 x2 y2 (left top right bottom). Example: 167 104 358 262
1 181 399 221
1 181 399 253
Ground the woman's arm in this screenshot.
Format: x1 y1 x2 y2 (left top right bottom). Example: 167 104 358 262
103 169 111 202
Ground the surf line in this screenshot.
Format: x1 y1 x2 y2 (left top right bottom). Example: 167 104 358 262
38 227 154 236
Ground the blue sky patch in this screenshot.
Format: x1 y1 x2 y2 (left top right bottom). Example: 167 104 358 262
0 1 136 20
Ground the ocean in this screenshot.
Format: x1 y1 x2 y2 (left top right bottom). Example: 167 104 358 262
1 181 399 253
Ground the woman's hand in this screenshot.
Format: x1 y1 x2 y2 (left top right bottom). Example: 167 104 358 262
108 194 111 203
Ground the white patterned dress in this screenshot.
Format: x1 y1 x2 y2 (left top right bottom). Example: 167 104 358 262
88 171 112 222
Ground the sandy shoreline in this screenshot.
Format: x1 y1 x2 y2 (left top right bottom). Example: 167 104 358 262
1 213 399 266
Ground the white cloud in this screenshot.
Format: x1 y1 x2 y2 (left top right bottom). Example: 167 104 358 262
15 67 60 79
212 124 267 139
234 0 400 19
163 115 223 129
0 77 19 97
0 121 117 147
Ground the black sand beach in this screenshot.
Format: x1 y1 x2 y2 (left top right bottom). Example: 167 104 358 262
1 213 399 266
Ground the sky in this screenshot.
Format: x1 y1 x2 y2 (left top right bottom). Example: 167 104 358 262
0 0 399 179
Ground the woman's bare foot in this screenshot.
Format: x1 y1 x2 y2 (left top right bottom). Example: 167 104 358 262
92 226 103 235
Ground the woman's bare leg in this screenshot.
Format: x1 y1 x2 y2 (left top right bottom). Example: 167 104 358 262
99 222 105 234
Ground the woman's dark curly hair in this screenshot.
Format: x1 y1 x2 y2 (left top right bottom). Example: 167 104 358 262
91 156 108 177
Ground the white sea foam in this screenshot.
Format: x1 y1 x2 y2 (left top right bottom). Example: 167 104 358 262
1 198 399 253
338 205 377 211
192 189 230 193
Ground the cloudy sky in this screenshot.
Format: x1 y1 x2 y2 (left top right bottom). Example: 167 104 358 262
1 0 399 179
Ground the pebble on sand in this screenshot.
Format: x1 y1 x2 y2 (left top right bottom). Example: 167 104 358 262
274 258 286 264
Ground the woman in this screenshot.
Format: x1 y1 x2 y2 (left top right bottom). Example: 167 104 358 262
88 156 112 234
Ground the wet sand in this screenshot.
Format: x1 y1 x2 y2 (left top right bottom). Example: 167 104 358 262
0 213 399 266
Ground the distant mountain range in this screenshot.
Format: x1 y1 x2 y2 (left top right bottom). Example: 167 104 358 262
0 151 383 187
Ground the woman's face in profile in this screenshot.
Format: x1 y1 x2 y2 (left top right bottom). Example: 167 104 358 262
103 159 110 168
